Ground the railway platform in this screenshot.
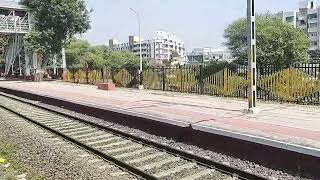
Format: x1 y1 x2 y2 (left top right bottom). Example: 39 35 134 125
0 81 319 158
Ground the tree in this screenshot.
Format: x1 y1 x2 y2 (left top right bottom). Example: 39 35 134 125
202 61 238 78
79 51 103 70
0 36 8 50
20 0 91 80
224 15 309 69
0 36 8 58
65 38 140 70
89 45 113 68
65 38 91 68
163 50 179 67
0 36 8 73
66 39 108 70
109 51 139 69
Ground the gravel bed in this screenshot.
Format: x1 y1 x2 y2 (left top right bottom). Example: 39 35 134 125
4 93 315 180
107 146 143 156
163 166 230 180
120 149 157 162
80 135 116 143
147 160 186 174
162 166 206 180
0 107 136 180
133 154 172 167
102 142 137 151
198 173 231 180
64 130 96 137
75 133 104 140
89 138 122 147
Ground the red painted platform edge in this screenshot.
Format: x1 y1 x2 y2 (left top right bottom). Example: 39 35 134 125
0 86 319 158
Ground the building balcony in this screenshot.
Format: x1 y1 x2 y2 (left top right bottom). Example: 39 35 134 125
308 27 318 32
0 18 30 34
298 15 307 21
309 45 318 51
308 18 318 23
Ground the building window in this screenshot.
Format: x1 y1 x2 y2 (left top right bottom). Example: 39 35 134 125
311 41 318 46
308 13 317 20
308 22 317 28
286 16 294 23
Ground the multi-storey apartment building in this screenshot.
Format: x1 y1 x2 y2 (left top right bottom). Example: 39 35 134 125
277 0 320 50
187 48 235 64
108 31 186 62
109 36 152 58
151 31 185 61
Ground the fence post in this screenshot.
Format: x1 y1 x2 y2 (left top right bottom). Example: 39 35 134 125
179 65 183 92
200 65 204 94
101 68 104 83
86 69 89 84
223 68 227 96
140 67 144 87
110 68 114 83
162 66 165 91
72 68 76 83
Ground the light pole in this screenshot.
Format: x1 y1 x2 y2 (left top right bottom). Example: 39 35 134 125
130 8 144 90
247 0 257 112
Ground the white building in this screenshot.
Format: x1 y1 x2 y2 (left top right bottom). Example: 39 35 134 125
187 48 235 64
278 0 320 50
109 31 186 62
151 31 185 61
277 11 297 27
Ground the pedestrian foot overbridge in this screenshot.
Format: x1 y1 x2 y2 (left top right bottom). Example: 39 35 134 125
0 0 31 76
0 0 66 78
0 1 30 34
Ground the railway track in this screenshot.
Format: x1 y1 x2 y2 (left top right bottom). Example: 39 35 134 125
0 92 267 180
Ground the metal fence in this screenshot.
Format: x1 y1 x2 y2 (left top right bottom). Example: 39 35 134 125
63 63 320 105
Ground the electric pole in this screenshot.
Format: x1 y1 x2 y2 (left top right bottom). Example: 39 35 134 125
247 0 257 112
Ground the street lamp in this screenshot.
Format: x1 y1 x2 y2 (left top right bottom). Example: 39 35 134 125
130 8 144 90
247 0 257 112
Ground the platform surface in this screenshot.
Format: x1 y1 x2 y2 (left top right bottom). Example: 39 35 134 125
1 81 320 157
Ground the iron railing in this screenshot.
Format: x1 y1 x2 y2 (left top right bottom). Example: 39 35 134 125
63 63 320 105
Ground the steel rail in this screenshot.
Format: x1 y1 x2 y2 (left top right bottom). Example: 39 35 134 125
0 93 267 180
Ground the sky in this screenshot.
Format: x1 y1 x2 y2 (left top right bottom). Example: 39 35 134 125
83 0 303 50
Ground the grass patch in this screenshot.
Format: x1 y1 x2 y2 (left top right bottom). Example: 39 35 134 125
0 139 43 180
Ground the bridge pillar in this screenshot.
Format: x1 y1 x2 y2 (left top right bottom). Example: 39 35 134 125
62 48 67 72
24 50 31 76
32 53 38 71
